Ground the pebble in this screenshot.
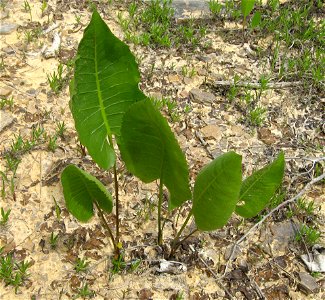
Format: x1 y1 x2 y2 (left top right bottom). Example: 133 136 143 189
298 272 319 294
190 88 216 104
0 110 15 133
0 23 18 35
0 87 12 97
201 124 222 141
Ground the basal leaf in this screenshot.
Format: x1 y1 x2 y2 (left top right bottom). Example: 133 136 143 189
61 165 113 222
119 99 191 210
236 151 285 218
241 0 255 18
70 10 146 169
193 152 242 231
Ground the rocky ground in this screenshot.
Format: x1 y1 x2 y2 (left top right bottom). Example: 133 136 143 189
0 0 324 299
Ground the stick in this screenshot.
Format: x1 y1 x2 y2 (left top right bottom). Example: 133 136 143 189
212 80 302 89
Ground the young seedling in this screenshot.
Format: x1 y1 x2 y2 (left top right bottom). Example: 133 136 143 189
241 0 255 38
0 207 11 226
74 258 89 273
53 196 62 221
49 232 59 249
23 0 32 21
74 283 95 299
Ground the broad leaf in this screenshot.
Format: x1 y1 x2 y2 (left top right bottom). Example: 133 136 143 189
70 10 146 169
61 165 113 222
241 0 255 18
236 152 285 218
193 152 242 231
119 99 191 210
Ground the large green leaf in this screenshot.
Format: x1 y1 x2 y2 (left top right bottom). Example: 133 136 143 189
119 99 191 210
236 152 285 218
61 165 113 222
70 10 146 169
193 152 242 231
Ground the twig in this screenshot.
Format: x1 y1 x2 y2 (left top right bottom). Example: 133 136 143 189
194 130 214 159
221 172 325 278
212 80 302 89
192 246 233 299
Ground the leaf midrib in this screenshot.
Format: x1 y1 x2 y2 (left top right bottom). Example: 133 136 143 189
94 29 112 138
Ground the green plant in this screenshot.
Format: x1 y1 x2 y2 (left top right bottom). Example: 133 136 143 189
209 0 223 16
241 0 255 36
23 0 32 21
48 135 58 152
0 96 14 110
40 0 47 16
0 254 32 293
47 63 65 94
49 232 59 249
0 207 11 226
111 253 126 274
61 11 285 258
295 224 320 246
74 258 89 273
74 283 95 299
53 196 62 221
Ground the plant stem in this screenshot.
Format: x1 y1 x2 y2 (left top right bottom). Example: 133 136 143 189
169 228 199 258
170 210 193 252
113 163 120 245
157 179 164 245
94 201 117 253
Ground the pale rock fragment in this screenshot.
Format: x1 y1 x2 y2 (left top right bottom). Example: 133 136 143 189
201 124 222 141
190 88 216 104
156 259 187 274
0 87 12 97
0 110 15 133
42 32 61 59
301 244 325 273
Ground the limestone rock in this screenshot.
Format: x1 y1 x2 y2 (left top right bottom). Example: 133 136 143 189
0 110 15 133
190 88 216 104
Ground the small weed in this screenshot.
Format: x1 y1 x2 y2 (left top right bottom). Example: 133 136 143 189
55 121 66 138
47 64 65 94
0 253 32 293
40 0 47 16
53 196 61 221
311 271 322 278
175 291 185 300
129 259 141 272
74 283 95 299
23 0 32 21
209 0 223 16
48 136 58 152
296 198 316 216
247 106 267 127
111 254 126 274
0 96 14 110
0 207 11 226
74 258 89 273
295 224 320 246
49 232 59 249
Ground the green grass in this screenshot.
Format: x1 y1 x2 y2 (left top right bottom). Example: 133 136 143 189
0 252 32 294
118 0 206 49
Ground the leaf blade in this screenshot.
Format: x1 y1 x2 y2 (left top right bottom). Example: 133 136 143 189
119 99 191 209
193 152 242 231
70 11 146 169
235 152 285 218
61 165 113 222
